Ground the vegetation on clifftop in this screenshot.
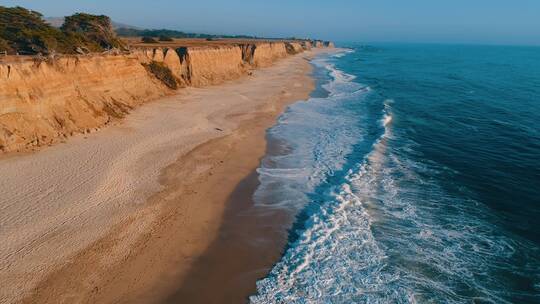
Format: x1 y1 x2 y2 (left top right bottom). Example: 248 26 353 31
141 36 158 44
0 37 11 53
143 61 179 89
61 13 125 51
158 35 173 42
0 6 124 54
116 27 258 40
0 6 65 54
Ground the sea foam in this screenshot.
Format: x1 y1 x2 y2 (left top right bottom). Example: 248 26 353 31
250 47 539 303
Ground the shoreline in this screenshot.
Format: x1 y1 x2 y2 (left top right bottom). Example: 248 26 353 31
0 49 335 303
0 40 332 155
168 50 333 303
166 151 294 303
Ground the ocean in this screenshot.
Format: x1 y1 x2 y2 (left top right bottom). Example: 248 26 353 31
250 44 540 303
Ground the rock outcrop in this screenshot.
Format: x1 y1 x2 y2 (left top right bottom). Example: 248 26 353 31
285 42 304 54
162 48 182 76
0 40 334 153
301 41 313 50
324 41 335 48
313 40 324 48
152 48 165 62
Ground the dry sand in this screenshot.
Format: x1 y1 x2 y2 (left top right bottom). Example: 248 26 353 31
0 49 329 303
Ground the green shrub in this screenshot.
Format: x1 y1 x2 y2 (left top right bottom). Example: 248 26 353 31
143 61 179 89
0 37 11 52
0 6 67 54
116 27 259 40
141 36 158 43
158 35 173 42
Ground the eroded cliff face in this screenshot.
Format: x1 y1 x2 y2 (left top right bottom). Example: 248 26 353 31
313 40 324 48
301 41 313 50
252 42 288 67
0 55 167 152
162 48 183 80
136 41 310 86
324 41 335 48
0 40 333 153
175 46 246 87
285 42 304 55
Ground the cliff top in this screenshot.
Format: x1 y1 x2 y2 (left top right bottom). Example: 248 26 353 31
0 5 333 57
124 37 308 48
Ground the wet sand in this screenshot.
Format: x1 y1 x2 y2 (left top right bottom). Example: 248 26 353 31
165 145 296 303
165 54 338 303
0 49 336 303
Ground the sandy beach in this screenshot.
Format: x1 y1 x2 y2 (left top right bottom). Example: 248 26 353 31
0 49 330 303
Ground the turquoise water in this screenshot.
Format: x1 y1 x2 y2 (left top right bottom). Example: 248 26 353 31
250 44 540 303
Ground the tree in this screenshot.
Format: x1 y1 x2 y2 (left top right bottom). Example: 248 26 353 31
0 6 65 54
0 6 127 54
0 37 11 53
61 13 124 51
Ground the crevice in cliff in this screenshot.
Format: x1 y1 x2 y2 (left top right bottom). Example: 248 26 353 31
240 44 256 65
175 47 192 86
285 43 297 55
300 41 311 50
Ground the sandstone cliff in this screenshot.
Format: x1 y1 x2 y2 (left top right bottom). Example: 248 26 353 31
135 41 307 86
0 40 333 153
324 41 335 48
285 42 304 54
313 40 324 48
301 41 313 50
0 55 167 152
175 45 246 87
251 42 288 67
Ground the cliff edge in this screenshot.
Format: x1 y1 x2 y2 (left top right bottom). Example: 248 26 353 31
0 40 334 153
0 4 335 153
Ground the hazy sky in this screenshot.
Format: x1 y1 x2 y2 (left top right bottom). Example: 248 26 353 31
2 0 539 45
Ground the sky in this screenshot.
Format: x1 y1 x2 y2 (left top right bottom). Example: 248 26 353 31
2 0 540 45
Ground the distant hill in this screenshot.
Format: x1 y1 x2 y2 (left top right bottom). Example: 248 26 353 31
45 17 140 30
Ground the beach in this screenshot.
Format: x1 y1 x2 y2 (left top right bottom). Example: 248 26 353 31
0 48 330 303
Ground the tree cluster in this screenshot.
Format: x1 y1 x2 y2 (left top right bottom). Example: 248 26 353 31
0 6 125 55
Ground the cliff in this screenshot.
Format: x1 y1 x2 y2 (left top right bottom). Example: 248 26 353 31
324 41 335 48
285 42 304 54
301 41 313 50
0 40 333 153
175 45 246 87
0 55 167 152
251 42 288 67
134 41 308 86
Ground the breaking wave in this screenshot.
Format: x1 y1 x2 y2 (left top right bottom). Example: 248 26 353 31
251 47 540 303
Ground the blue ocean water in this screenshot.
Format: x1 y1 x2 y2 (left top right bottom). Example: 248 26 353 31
250 44 540 303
